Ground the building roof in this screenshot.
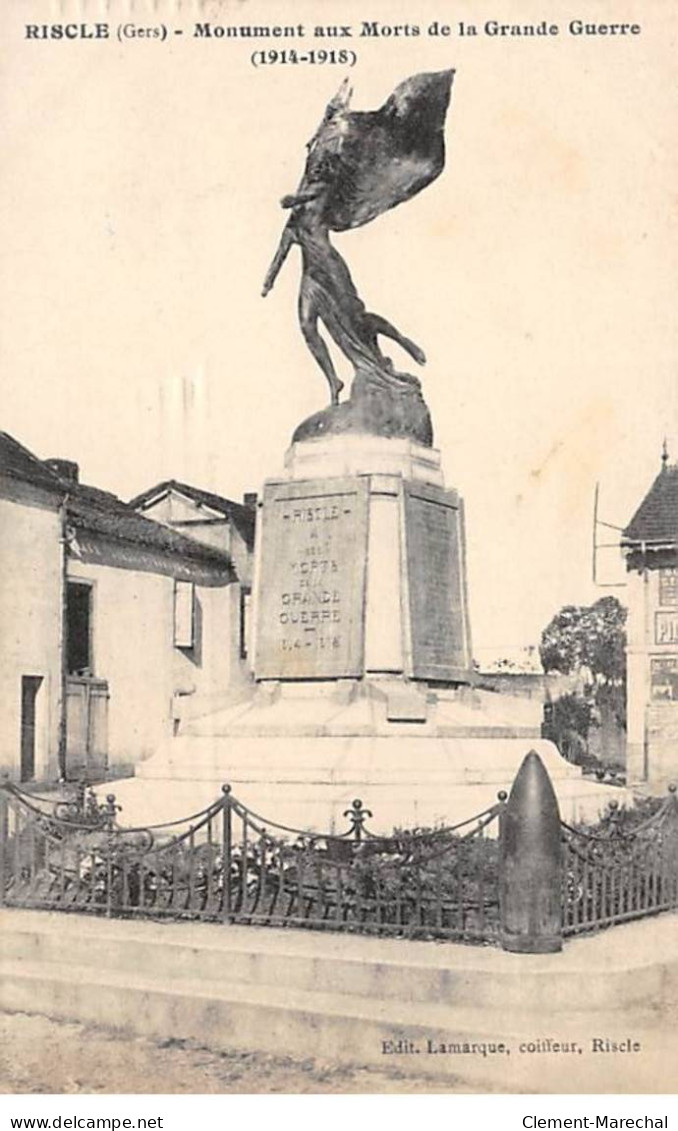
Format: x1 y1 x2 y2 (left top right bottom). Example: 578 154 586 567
130 479 256 550
0 431 66 494
622 464 678 547
0 432 235 575
66 484 235 573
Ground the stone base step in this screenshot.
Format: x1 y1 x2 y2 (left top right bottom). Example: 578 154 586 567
1 911 673 1016
0 953 672 1093
1 909 677 1092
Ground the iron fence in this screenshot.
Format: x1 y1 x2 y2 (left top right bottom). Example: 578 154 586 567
223 790 504 942
0 781 228 921
561 787 678 935
2 761 678 952
0 780 504 944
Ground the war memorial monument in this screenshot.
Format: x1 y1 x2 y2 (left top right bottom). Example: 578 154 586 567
132 71 617 830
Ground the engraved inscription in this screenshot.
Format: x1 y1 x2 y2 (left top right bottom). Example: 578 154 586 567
405 484 469 679
255 479 367 679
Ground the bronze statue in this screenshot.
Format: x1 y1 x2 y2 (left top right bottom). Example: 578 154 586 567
263 71 454 447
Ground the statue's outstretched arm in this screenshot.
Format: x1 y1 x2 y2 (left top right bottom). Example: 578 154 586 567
262 189 324 298
262 220 294 297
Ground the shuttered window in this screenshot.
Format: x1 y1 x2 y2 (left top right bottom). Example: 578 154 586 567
174 581 195 648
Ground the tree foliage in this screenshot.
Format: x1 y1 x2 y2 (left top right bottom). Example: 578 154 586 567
539 596 627 684
540 596 628 753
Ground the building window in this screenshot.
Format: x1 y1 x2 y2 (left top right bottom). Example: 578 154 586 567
174 580 195 648
66 582 93 675
240 587 251 660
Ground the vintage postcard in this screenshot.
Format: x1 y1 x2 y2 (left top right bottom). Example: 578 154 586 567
1 0 677 1099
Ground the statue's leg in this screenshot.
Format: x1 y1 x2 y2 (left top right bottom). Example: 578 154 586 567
367 313 426 366
299 290 344 405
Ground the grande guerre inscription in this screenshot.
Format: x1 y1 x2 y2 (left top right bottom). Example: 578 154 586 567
254 478 368 679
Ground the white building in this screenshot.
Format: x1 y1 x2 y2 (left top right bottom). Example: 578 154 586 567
129 478 257 728
622 449 678 789
0 432 254 783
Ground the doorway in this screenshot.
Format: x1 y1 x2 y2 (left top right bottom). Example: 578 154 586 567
20 675 43 782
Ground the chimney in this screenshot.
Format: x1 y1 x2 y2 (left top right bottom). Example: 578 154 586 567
45 458 79 484
243 492 258 509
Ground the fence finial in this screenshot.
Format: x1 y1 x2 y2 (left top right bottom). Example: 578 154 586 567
343 798 373 841
500 750 563 954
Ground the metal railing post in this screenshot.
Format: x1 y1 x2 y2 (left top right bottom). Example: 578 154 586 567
221 785 233 923
105 843 113 918
499 750 563 953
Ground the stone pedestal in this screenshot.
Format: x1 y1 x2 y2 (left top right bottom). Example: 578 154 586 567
116 433 627 834
252 436 472 684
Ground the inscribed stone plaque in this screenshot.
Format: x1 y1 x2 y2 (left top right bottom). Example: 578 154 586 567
254 477 368 680
404 482 471 681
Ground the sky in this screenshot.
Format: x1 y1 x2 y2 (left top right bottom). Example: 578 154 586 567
1 0 677 664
